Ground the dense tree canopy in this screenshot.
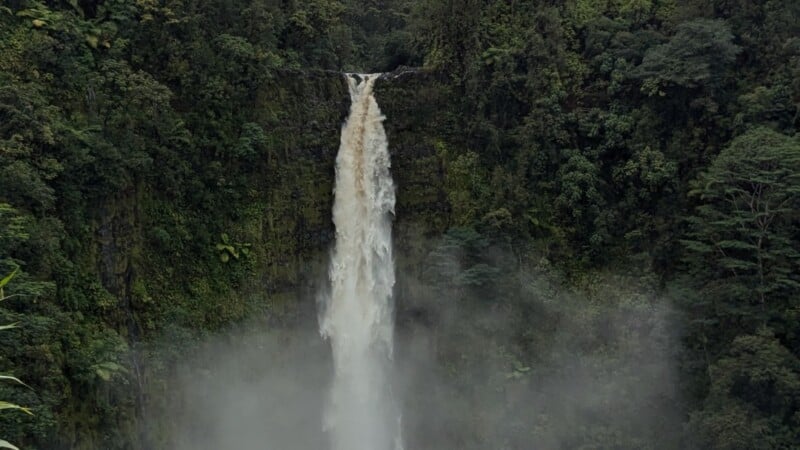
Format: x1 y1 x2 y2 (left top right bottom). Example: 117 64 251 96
0 0 798 448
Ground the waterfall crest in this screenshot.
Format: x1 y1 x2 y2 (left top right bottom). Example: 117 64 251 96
319 73 402 450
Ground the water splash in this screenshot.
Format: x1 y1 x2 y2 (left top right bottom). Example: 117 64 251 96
319 73 402 450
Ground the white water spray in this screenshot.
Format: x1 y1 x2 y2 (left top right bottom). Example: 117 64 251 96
319 74 402 450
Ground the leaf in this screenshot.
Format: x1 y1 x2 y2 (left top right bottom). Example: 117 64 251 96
96 361 126 373
0 402 32 415
0 439 19 450
31 19 46 27
95 368 111 381
0 268 19 290
215 244 234 252
0 375 31 389
91 361 126 381
86 35 99 48
0 324 17 331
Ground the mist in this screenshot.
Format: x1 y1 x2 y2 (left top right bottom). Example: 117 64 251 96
164 67 682 450
169 326 331 450
163 246 683 450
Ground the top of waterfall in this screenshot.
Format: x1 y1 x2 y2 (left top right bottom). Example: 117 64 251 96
345 73 384 83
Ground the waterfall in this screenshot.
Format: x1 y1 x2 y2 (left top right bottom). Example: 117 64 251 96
319 73 402 450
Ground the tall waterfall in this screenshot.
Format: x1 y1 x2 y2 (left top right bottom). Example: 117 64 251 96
319 74 402 450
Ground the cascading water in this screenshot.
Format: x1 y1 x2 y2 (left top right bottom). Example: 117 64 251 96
319 73 402 450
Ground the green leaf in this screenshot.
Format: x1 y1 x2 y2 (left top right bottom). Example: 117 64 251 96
91 361 126 381
0 402 32 415
0 439 20 450
0 268 19 290
95 368 111 381
0 375 31 389
215 244 234 252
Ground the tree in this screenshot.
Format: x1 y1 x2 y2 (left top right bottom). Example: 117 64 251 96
683 127 800 344
688 329 800 450
681 127 800 446
554 149 610 254
636 19 740 95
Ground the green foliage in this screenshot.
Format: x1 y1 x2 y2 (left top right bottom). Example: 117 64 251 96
0 269 32 450
681 127 800 447
554 149 609 249
425 227 500 291
214 233 251 264
440 147 489 226
0 0 798 448
683 127 800 336
636 19 740 94
689 329 800 449
0 269 18 301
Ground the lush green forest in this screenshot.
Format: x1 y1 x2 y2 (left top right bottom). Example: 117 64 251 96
0 0 798 448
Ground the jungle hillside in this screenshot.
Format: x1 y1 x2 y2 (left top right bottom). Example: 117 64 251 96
1 0 799 449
